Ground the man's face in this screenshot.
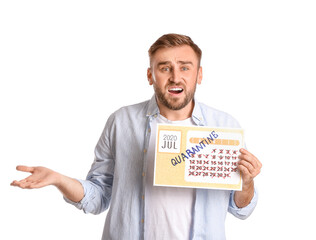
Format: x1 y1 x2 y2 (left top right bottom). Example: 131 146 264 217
147 45 202 111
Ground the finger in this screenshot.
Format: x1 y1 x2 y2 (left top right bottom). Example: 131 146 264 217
240 148 256 158
10 180 29 188
238 163 251 177
239 150 262 168
239 158 261 178
18 181 34 189
23 179 46 189
10 180 19 186
238 164 253 184
16 165 35 173
11 180 38 189
238 154 258 170
238 159 256 175
239 149 262 168
10 177 28 186
239 149 258 162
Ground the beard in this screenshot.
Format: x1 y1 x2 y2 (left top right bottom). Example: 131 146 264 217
154 81 197 111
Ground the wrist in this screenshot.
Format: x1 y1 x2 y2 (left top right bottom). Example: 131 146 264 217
242 179 254 191
52 171 64 188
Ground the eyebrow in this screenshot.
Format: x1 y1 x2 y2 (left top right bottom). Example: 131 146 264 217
157 61 194 66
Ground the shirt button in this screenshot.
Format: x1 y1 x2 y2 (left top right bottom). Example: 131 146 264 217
141 219 144 224
144 149 147 153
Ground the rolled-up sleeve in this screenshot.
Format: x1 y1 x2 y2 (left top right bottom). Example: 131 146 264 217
228 186 258 220
63 179 98 212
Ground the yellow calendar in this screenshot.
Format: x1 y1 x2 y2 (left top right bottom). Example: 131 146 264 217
154 124 244 191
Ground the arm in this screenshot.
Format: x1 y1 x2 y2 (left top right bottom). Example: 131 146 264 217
64 113 116 214
11 166 84 203
234 148 262 208
11 114 116 213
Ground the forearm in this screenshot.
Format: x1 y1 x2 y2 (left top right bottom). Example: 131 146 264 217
234 180 254 208
54 173 84 203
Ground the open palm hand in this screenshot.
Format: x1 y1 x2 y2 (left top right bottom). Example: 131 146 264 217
11 166 59 189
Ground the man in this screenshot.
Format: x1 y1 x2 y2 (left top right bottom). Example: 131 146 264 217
11 33 262 239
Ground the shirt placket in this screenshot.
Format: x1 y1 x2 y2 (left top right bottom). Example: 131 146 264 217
140 114 155 239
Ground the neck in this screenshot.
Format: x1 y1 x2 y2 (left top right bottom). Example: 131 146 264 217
157 99 195 121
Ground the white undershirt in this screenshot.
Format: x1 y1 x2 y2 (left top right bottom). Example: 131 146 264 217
144 114 195 240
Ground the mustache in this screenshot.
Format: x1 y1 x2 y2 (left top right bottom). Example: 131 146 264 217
166 83 186 89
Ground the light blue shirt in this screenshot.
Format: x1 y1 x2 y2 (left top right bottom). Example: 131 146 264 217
65 96 258 240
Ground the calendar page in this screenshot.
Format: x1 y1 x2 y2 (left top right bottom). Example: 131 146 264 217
154 124 244 191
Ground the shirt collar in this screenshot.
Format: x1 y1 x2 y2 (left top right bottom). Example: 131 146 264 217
191 98 205 126
146 94 205 126
146 95 160 118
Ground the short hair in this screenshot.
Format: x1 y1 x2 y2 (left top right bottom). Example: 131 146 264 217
148 33 202 66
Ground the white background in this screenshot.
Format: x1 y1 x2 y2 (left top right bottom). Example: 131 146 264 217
1 0 315 239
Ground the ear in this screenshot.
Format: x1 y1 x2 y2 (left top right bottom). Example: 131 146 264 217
197 66 203 85
147 68 154 85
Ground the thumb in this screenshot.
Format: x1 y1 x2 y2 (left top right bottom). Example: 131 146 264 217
16 165 35 173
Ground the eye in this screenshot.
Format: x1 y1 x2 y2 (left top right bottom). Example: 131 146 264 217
161 66 171 72
181 66 189 71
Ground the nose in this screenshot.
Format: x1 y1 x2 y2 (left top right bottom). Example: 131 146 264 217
170 68 181 84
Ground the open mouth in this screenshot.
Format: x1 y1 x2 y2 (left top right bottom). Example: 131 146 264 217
168 87 184 94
